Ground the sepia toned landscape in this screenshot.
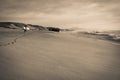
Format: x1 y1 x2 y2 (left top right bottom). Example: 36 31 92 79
0 22 120 80
0 0 120 80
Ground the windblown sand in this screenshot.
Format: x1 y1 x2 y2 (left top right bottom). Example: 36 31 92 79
0 28 120 80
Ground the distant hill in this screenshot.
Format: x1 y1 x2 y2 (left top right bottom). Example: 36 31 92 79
0 22 61 32
0 22 27 28
0 22 44 30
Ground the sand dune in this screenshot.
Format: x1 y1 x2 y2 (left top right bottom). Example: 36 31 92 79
0 28 120 80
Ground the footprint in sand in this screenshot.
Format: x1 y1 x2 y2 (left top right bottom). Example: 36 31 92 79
11 42 14 44
8 43 10 45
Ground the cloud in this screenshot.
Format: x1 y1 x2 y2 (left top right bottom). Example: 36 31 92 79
0 0 120 30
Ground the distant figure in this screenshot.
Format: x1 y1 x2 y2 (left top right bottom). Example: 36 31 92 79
23 27 27 33
23 26 30 33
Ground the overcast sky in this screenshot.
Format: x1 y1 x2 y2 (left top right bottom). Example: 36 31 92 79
0 0 120 30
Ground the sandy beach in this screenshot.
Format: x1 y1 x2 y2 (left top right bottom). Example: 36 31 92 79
0 28 120 80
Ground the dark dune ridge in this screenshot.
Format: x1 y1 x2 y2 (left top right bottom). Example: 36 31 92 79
0 22 61 32
70 29 120 43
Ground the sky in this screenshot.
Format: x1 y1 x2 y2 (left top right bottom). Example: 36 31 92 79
0 0 120 30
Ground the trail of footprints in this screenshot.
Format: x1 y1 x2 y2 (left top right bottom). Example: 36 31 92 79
0 33 25 47
0 30 43 47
